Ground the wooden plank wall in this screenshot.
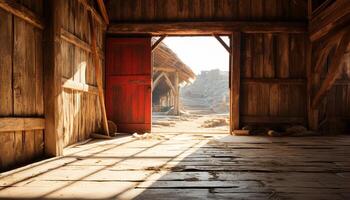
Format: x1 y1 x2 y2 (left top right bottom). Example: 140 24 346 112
318 53 350 133
240 33 307 126
107 0 307 22
0 0 44 171
60 0 105 147
107 0 308 129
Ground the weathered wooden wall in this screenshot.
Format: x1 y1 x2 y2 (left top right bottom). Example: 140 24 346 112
107 0 308 129
60 0 105 147
107 0 307 22
0 0 45 171
240 33 307 126
318 53 350 133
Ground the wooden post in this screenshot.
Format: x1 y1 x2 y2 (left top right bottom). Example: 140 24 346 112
306 37 319 130
43 0 63 156
230 32 241 133
89 12 109 136
174 71 180 115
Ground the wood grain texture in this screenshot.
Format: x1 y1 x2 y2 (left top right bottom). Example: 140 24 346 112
0 118 45 132
108 0 307 22
0 0 45 171
0 0 44 29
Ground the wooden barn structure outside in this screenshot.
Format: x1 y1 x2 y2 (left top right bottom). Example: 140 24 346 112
152 40 195 115
0 0 349 199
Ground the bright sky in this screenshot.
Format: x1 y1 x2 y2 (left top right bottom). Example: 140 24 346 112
161 36 230 74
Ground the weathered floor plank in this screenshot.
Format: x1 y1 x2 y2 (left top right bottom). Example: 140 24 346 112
0 132 349 199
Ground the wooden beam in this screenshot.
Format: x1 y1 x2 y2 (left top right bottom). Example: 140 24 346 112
152 72 165 91
78 0 106 29
89 11 109 136
230 32 241 132
96 0 109 25
0 0 44 29
108 21 307 35
0 118 45 132
152 35 166 51
61 28 105 59
43 0 64 156
312 29 350 108
213 34 231 54
61 28 91 52
163 73 176 93
313 29 349 73
310 0 350 41
62 78 99 95
174 71 180 115
306 37 318 131
242 78 306 85
241 116 305 124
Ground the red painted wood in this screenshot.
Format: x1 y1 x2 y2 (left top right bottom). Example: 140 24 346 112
106 38 152 133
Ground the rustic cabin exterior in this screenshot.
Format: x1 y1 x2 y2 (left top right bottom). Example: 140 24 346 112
0 0 349 199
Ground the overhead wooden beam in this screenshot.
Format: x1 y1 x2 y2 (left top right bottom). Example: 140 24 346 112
0 118 45 132
89 11 109 136
312 29 350 108
310 0 350 41
0 0 44 29
43 0 64 156
152 35 166 51
213 34 231 54
230 32 241 133
96 0 109 25
108 21 307 35
62 78 99 95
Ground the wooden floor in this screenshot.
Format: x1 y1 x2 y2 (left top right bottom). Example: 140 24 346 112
0 132 350 199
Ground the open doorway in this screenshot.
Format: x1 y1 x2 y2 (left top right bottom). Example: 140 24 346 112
151 36 230 133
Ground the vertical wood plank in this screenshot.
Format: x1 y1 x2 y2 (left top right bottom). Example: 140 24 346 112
0 9 13 117
230 32 241 132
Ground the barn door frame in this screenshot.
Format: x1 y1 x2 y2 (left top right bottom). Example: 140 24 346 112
229 32 241 134
150 33 238 134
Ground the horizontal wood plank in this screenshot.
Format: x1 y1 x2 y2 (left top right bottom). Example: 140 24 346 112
62 78 98 95
0 0 44 29
108 21 307 35
0 118 45 132
61 28 104 59
242 78 306 85
241 116 305 124
61 28 91 52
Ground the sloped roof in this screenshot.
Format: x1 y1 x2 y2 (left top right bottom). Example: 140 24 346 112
152 39 195 83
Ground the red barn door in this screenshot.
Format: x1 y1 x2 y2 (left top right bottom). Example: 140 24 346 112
106 38 152 133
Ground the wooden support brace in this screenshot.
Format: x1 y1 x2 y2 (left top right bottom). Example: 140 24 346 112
312 28 350 108
96 0 109 25
152 35 166 51
152 72 165 91
163 72 176 93
89 12 109 136
0 0 44 29
213 34 231 54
